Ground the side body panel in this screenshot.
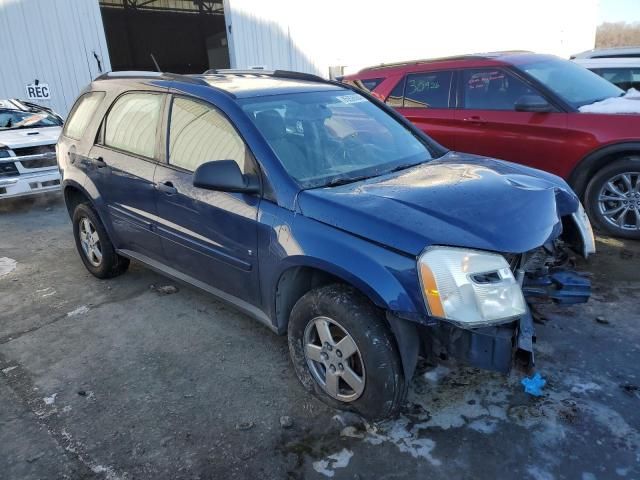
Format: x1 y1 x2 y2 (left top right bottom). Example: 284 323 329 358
397 107 457 151
257 201 426 332
88 144 162 258
153 164 261 305
451 109 570 175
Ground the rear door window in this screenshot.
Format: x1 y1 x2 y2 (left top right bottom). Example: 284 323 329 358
63 92 105 139
404 71 453 108
104 93 163 158
460 69 537 110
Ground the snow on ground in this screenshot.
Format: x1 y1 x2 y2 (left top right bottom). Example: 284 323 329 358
579 88 640 114
0 257 17 277
312 449 354 477
67 305 90 317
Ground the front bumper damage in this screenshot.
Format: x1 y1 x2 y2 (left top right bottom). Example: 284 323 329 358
418 265 591 375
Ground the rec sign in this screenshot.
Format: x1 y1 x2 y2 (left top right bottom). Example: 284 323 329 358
25 83 51 100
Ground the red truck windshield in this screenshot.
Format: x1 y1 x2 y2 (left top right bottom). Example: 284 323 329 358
518 58 624 109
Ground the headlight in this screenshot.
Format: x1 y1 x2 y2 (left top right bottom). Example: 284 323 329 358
418 246 526 328
571 202 596 258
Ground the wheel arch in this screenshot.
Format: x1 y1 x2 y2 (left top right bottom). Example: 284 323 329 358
274 260 390 334
274 259 422 382
63 181 93 218
568 142 640 198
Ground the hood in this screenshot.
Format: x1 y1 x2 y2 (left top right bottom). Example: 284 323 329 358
0 126 62 149
297 152 579 256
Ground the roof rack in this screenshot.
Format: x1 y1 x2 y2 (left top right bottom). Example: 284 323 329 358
203 68 327 83
361 51 534 71
95 71 210 86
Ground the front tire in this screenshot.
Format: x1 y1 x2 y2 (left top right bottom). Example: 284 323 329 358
288 284 406 420
72 203 129 278
585 156 640 240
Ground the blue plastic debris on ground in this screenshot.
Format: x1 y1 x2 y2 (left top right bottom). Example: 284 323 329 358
521 372 546 397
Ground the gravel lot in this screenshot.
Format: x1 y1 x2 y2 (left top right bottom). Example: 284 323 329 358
1 193 639 480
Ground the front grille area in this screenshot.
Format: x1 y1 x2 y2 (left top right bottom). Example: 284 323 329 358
19 157 58 169
0 162 19 177
503 253 522 272
504 246 564 276
12 144 56 157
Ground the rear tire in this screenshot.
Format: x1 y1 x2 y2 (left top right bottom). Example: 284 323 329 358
72 203 129 278
288 284 407 421
585 156 640 240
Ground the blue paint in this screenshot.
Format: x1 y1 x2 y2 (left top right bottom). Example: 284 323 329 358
56 73 589 379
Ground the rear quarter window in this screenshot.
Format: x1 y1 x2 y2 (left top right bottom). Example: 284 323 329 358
385 78 406 107
63 92 105 140
343 78 384 93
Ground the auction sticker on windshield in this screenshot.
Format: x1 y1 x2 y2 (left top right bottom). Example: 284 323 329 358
337 94 366 104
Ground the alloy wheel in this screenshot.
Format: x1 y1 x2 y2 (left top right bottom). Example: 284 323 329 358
78 217 103 267
303 316 365 402
597 172 640 231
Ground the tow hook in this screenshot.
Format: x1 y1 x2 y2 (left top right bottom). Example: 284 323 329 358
522 269 591 305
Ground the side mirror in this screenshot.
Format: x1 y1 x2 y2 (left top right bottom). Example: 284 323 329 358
193 160 259 194
514 95 554 113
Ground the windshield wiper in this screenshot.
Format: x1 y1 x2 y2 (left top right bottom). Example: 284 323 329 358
324 161 425 188
325 174 377 187
387 162 419 173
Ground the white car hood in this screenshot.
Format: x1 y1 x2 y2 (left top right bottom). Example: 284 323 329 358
0 126 62 149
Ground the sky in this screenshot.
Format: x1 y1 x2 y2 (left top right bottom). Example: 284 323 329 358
598 0 640 23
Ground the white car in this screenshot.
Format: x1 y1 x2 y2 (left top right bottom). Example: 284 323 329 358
0 99 63 199
571 47 640 91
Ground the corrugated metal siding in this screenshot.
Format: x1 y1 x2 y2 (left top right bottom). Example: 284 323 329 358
225 0 323 76
0 0 110 117
225 0 597 78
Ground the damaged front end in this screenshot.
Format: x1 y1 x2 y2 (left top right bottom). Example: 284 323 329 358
418 216 593 375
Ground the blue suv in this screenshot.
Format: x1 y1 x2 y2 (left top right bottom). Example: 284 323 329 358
57 70 593 420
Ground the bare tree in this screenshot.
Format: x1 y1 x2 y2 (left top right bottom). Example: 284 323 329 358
596 22 640 48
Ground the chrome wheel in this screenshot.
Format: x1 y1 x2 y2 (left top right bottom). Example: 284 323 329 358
78 217 102 267
303 316 365 402
597 172 640 231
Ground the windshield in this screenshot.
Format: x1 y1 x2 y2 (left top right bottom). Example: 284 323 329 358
240 90 436 188
517 58 624 108
0 109 62 130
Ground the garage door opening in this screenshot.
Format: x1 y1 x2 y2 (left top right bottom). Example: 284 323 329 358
99 0 230 74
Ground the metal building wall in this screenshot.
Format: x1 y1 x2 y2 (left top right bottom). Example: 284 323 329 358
0 0 110 117
224 0 324 76
225 0 598 78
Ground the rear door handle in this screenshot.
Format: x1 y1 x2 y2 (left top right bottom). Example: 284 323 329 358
462 116 487 125
155 181 177 195
92 156 107 168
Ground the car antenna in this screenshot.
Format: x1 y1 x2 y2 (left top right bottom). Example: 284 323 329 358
150 53 161 72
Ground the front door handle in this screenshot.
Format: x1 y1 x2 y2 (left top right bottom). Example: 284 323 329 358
462 116 487 125
155 181 178 195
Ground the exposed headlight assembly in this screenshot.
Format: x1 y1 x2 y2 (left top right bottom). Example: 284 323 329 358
571 202 596 258
418 246 526 328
